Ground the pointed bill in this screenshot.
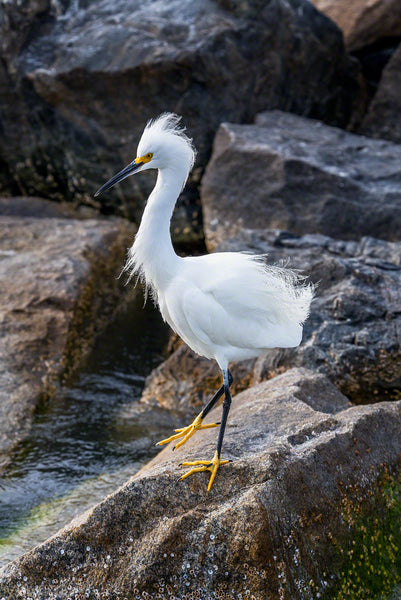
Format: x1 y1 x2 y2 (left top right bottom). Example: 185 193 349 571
94 160 143 197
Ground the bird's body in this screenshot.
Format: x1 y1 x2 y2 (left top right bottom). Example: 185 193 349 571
95 113 313 491
158 252 305 365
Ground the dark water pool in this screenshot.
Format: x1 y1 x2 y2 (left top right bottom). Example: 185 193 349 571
0 289 170 565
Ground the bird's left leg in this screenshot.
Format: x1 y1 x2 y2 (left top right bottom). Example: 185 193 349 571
180 368 232 491
156 371 233 451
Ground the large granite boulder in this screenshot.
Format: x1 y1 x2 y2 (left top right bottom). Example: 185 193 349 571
310 0 401 51
1 368 400 599
139 230 400 416
202 111 401 249
0 205 134 467
361 42 401 144
0 0 362 223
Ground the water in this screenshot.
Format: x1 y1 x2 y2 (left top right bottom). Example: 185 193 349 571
0 289 170 566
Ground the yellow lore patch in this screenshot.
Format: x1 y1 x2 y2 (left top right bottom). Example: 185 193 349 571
135 152 153 164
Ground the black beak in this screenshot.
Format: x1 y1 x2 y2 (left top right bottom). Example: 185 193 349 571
94 160 143 197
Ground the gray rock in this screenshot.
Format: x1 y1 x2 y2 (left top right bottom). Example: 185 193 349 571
0 0 362 222
361 42 401 144
0 208 134 467
0 368 400 599
202 111 401 249
0 195 98 218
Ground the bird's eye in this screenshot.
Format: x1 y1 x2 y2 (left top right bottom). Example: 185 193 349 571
146 153 153 159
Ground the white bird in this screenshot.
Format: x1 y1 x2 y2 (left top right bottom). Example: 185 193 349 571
95 113 313 491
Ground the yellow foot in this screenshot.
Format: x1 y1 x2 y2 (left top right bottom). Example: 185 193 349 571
179 451 230 492
156 414 219 451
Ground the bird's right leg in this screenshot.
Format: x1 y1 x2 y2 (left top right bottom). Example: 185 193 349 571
179 368 233 491
156 371 233 451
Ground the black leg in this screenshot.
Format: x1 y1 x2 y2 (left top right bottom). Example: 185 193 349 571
179 368 233 491
216 369 232 458
200 369 233 420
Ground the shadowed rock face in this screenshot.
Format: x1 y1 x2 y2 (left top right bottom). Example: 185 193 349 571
0 368 400 599
201 111 401 249
0 210 134 467
0 0 361 221
361 42 401 144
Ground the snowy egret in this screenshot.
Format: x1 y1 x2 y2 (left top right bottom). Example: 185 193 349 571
95 113 313 491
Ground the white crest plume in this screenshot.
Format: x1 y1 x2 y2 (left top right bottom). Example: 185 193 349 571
137 113 196 175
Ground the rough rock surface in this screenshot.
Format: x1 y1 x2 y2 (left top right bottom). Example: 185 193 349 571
0 195 98 219
202 111 401 250
0 207 134 466
310 0 401 50
140 230 401 416
1 368 400 599
0 0 361 220
361 42 401 144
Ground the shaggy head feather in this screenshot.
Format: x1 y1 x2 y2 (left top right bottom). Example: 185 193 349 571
137 113 196 180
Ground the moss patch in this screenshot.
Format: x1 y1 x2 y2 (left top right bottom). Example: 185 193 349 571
330 468 401 599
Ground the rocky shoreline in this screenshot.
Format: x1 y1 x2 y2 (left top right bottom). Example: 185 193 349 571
1 0 401 598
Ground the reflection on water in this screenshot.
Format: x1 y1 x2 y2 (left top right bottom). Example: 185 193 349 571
0 288 170 566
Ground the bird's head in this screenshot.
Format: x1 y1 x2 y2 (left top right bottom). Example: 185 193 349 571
95 113 196 197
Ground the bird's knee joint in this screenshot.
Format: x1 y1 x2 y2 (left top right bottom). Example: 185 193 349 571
223 396 231 410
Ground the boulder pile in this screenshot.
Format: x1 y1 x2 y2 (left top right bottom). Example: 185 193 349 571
0 0 362 230
1 0 401 598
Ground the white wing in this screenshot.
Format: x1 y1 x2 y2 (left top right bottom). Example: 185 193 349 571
162 252 313 357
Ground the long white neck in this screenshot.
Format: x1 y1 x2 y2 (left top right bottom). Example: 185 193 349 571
125 165 186 291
